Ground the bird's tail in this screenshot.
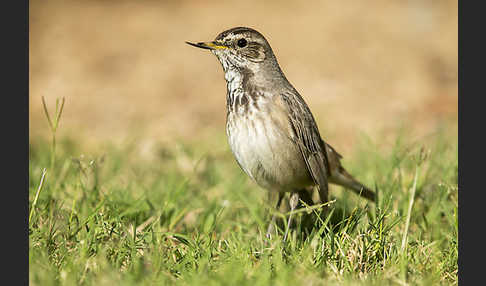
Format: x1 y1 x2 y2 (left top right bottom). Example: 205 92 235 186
330 167 376 202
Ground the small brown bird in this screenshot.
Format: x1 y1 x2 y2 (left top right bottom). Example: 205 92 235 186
187 27 375 240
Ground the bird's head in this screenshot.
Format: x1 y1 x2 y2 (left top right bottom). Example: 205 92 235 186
186 27 281 76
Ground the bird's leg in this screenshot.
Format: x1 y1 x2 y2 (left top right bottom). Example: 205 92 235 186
266 192 284 239
297 188 315 207
318 184 329 208
316 183 330 221
283 192 300 242
297 188 316 235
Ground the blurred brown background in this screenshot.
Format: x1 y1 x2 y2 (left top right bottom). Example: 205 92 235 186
29 0 457 153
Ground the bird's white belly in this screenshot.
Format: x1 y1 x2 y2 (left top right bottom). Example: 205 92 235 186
226 113 312 192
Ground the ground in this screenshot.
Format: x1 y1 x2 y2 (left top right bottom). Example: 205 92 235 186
29 0 457 284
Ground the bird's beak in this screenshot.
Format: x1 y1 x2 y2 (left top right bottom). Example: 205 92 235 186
185 41 228 50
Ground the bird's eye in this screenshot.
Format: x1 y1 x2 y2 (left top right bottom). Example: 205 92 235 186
237 38 248 48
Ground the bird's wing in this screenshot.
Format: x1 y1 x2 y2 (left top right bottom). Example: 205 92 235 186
278 91 330 203
276 91 375 202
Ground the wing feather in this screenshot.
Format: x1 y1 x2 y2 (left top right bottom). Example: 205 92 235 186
280 91 330 203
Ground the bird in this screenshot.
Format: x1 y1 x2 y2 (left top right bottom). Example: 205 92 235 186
186 27 375 241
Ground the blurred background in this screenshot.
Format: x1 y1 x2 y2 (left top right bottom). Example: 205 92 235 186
29 0 457 153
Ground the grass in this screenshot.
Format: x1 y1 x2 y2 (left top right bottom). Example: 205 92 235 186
29 113 457 285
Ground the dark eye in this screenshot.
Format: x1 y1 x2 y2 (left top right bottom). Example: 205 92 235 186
237 38 247 48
